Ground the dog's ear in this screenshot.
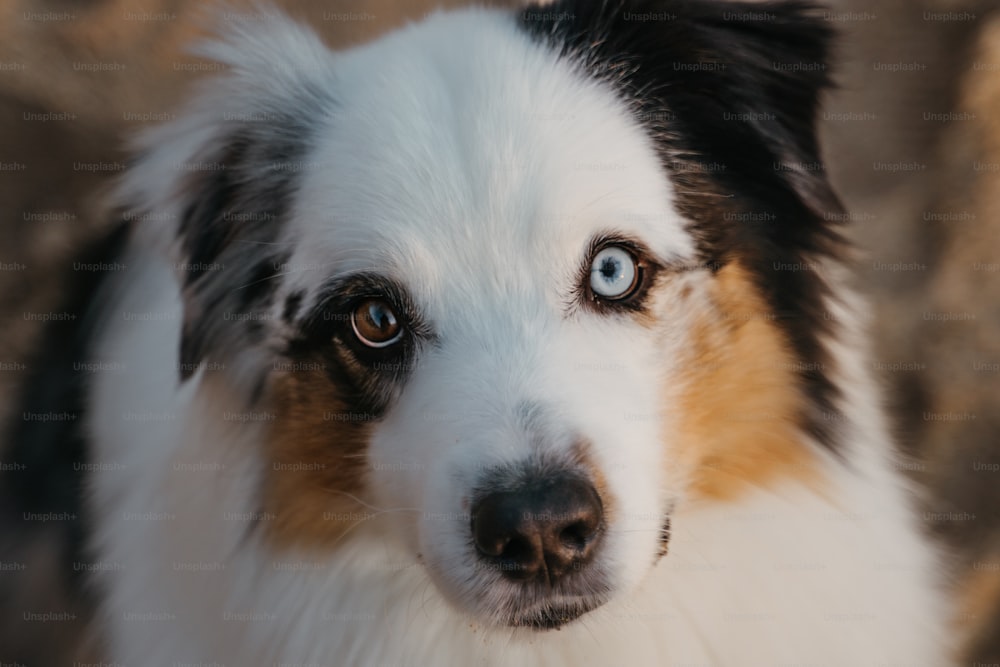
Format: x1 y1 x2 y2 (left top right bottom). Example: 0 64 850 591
117 12 335 384
520 0 843 251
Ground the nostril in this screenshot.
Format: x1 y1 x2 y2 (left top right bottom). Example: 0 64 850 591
559 520 595 551
476 534 507 558
472 519 506 559
503 535 533 561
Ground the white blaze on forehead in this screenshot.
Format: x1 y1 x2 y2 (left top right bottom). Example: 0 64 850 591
287 8 694 321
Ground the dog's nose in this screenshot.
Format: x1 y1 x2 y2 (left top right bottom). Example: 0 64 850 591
471 476 604 584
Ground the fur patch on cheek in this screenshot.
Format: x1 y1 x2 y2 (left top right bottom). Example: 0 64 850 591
260 365 373 548
670 263 820 502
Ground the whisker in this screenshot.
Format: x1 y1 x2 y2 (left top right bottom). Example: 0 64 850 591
319 487 421 515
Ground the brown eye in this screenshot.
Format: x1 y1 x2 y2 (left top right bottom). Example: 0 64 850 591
351 299 403 348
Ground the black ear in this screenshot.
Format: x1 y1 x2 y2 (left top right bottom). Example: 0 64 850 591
173 135 298 382
116 13 338 385
520 0 843 255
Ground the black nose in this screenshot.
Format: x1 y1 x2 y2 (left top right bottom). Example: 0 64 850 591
471 476 604 584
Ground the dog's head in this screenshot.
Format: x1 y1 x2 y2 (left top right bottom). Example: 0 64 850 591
120 0 843 630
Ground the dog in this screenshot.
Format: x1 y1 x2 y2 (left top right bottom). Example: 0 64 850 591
5 0 952 664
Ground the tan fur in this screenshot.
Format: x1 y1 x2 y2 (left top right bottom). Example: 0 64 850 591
957 563 1000 658
673 262 821 502
573 440 615 524
261 361 373 548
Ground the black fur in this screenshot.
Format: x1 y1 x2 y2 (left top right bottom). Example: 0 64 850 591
282 290 305 325
1 222 131 590
521 0 847 451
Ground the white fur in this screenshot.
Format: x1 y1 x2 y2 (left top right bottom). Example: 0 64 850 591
87 7 953 665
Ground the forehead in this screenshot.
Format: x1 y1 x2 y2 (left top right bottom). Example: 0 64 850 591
288 9 694 313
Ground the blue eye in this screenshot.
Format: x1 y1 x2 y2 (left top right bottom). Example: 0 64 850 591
589 246 639 299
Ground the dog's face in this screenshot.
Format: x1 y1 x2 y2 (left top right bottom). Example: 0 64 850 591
121 1 842 630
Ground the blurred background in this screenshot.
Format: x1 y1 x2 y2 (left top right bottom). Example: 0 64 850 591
1 0 999 663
